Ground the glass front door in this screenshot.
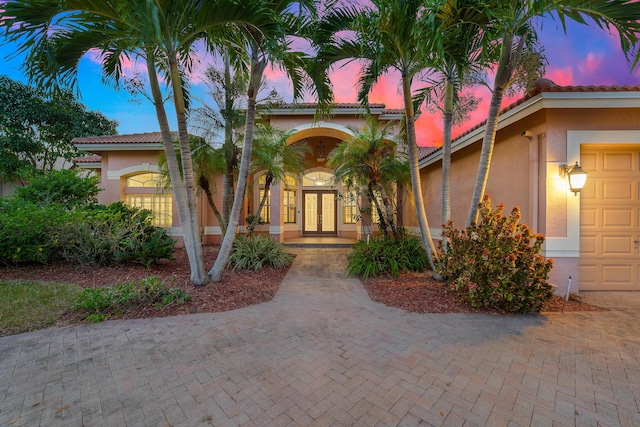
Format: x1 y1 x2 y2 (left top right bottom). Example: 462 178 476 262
303 191 337 235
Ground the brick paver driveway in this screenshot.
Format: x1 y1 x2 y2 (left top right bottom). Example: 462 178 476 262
1 248 639 426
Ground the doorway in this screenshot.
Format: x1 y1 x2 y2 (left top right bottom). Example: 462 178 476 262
303 190 337 235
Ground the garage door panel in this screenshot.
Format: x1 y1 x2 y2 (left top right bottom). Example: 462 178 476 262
580 235 597 254
603 152 634 171
602 264 633 283
581 152 598 171
602 236 634 255
580 208 597 227
602 209 633 227
603 181 632 200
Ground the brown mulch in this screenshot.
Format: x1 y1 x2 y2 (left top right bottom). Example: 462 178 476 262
1 248 601 332
363 271 604 314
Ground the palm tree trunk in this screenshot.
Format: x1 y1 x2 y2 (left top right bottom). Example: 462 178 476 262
402 74 439 272
146 53 207 286
168 51 208 286
368 183 390 238
209 42 266 282
441 77 454 251
222 51 234 230
465 36 518 227
376 182 399 240
246 174 272 235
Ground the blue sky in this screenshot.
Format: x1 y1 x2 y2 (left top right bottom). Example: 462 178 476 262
1 15 638 146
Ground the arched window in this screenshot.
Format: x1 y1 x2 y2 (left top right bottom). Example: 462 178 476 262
302 171 334 187
124 172 172 227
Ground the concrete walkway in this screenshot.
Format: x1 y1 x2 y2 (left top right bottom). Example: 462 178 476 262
1 249 640 426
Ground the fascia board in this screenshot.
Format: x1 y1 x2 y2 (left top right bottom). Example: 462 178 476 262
74 143 164 152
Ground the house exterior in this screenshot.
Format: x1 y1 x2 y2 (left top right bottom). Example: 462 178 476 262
418 80 640 293
74 82 640 292
72 103 403 244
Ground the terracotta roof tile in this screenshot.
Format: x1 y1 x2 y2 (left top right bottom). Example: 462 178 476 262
276 102 387 109
73 155 102 163
72 131 171 145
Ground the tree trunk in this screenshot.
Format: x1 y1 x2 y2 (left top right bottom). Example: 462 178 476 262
199 175 225 231
246 173 272 235
209 42 266 282
368 183 389 238
401 74 439 272
465 36 517 227
222 51 235 230
168 50 208 286
441 77 454 251
375 182 399 240
146 53 207 286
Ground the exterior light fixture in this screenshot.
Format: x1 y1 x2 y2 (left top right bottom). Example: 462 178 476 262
316 141 325 162
561 161 588 196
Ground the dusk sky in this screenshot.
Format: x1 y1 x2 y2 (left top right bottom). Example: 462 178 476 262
1 14 639 147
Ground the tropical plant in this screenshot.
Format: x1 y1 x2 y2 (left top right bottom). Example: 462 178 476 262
438 196 553 313
227 234 294 270
328 117 408 241
208 0 318 282
440 0 640 226
246 126 309 235
312 0 440 271
347 235 428 280
1 0 275 286
14 168 100 208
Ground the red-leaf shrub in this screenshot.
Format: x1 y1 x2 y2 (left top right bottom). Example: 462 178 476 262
438 196 553 313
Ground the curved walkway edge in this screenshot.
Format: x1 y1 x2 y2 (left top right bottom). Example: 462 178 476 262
1 248 639 426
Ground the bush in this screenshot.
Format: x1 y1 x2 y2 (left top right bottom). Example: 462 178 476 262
58 202 175 266
72 276 190 322
347 235 428 280
228 234 293 270
0 198 75 264
437 196 553 313
15 169 100 207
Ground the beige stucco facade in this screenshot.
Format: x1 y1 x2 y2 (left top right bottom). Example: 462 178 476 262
418 83 640 292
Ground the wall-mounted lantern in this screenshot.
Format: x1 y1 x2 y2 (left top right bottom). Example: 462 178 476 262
316 141 326 162
560 161 588 196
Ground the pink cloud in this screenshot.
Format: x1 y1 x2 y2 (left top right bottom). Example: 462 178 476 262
544 66 574 86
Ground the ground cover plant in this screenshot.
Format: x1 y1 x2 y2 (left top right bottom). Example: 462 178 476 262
227 234 294 270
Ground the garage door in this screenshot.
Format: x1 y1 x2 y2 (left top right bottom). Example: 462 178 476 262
579 146 640 290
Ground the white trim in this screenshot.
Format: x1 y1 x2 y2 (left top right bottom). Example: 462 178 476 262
545 130 640 257
204 226 222 236
420 90 640 168
107 163 160 180
288 121 356 137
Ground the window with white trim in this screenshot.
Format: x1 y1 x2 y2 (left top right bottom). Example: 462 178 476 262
283 173 297 224
124 172 172 227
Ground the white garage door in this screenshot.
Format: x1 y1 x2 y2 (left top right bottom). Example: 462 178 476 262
579 146 640 290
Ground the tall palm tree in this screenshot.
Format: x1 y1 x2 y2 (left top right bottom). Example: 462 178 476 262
1 0 274 285
328 118 408 241
208 0 318 282
246 126 309 235
313 0 440 271
444 0 640 226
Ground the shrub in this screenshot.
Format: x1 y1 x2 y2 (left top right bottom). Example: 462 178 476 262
0 198 75 264
347 235 428 280
72 276 190 322
57 202 175 266
437 196 553 313
228 234 293 270
15 169 100 208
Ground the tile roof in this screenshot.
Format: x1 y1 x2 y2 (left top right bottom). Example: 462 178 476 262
73 155 102 163
419 79 640 161
271 102 402 115
72 132 171 145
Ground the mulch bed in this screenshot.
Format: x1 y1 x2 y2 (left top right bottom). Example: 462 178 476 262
0 247 601 333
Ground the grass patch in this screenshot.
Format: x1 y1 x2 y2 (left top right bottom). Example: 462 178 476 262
0 279 80 336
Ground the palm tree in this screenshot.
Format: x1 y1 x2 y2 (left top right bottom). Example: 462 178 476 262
445 0 640 226
328 117 408 241
208 0 318 282
246 126 309 235
313 0 440 271
1 0 274 285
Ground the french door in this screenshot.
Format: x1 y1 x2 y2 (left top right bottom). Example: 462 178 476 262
303 191 337 235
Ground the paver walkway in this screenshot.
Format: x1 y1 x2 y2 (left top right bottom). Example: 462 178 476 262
1 249 640 426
